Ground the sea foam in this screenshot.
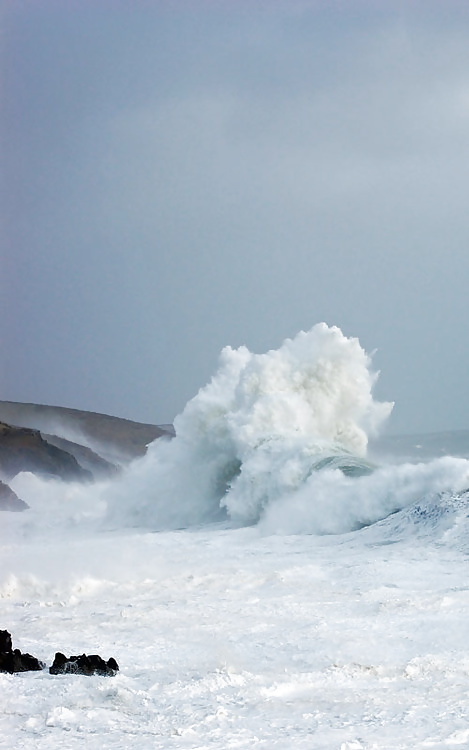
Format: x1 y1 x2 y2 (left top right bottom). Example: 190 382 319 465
10 324 469 537
105 323 396 529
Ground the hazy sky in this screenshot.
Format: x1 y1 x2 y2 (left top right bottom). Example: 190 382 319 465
3 0 469 434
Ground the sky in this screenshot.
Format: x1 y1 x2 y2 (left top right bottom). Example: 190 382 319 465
2 0 469 434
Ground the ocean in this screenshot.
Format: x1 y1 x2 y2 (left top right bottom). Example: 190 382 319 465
2 323 469 749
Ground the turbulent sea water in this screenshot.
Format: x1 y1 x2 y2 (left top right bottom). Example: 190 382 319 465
3 324 469 749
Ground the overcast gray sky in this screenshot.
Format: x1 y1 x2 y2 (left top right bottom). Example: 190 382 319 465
2 0 469 434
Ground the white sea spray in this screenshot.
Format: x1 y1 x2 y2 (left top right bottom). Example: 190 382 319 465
4 326 469 748
8 325 469 537
105 323 397 529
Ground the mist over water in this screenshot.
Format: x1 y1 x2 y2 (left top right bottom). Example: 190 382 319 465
5 3 469 741
104 324 392 530
5 324 469 749
21 321 463 538
8 324 469 539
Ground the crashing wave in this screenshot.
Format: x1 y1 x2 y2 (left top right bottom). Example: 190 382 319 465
105 323 395 530
8 323 469 538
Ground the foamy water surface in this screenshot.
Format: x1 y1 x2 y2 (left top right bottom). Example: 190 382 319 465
2 325 469 748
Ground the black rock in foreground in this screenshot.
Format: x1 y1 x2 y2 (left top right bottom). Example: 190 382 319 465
0 629 44 673
1 631 119 676
49 652 119 676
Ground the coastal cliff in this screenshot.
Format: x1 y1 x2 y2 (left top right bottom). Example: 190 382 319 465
0 402 173 511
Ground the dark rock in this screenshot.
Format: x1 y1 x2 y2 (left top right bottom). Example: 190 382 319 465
0 629 44 673
0 401 173 462
0 421 92 482
0 631 119 676
0 629 12 652
49 652 119 676
42 433 119 479
0 480 29 511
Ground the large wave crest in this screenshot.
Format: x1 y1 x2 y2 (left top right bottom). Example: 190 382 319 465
106 323 396 529
9 323 469 538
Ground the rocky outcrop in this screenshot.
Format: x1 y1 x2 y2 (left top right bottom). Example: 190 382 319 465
49 652 119 676
0 401 173 461
42 433 118 479
0 631 119 675
0 402 175 510
0 422 92 483
0 479 29 511
0 630 44 673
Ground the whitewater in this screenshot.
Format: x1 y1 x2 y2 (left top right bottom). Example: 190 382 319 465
3 323 469 749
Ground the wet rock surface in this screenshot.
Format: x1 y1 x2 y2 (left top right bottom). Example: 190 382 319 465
49 652 119 676
0 631 119 676
0 630 45 673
